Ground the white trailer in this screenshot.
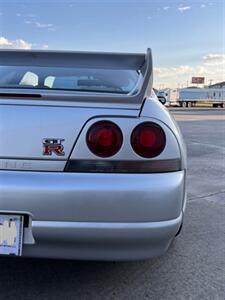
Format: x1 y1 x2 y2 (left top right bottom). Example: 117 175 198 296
157 89 179 106
178 88 225 108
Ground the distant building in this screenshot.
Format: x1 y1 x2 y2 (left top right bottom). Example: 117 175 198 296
209 81 225 88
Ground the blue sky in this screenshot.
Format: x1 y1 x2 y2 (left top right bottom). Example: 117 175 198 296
0 0 224 88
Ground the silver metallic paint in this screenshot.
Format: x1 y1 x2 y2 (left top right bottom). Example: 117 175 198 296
0 49 186 260
22 214 182 260
0 170 185 222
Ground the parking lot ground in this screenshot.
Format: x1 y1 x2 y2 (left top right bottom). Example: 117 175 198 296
0 108 225 300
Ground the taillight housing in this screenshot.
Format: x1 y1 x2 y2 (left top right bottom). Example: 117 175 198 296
86 121 123 157
131 122 166 158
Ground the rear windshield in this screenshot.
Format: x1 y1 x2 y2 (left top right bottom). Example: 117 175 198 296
0 66 140 94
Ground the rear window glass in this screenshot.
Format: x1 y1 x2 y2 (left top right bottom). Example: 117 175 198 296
0 66 140 94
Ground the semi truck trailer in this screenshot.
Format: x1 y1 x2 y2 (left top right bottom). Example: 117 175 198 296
178 88 225 108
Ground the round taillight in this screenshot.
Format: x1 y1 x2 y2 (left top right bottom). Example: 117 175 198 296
131 122 166 158
86 121 123 157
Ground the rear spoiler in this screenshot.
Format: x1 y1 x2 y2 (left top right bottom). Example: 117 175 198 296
0 49 153 107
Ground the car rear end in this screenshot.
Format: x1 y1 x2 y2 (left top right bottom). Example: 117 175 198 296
0 49 186 260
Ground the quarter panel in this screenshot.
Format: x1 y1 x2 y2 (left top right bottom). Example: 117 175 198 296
141 98 187 169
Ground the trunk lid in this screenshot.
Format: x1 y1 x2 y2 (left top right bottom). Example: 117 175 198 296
0 103 138 161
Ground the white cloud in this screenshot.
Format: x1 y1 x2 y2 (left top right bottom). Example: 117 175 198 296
154 53 225 88
163 6 170 10
203 54 225 65
154 64 220 78
0 37 49 50
42 44 49 49
155 65 195 78
47 27 56 32
178 6 191 12
24 19 56 31
200 4 206 8
0 36 32 49
35 21 53 28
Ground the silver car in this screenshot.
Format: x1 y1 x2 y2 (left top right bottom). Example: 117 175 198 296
0 49 186 260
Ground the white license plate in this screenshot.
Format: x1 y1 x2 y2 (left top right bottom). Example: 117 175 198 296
0 215 24 256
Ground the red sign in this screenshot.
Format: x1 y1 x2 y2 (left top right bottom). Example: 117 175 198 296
192 77 205 84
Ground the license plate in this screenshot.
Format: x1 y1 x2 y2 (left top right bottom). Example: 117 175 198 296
0 215 24 256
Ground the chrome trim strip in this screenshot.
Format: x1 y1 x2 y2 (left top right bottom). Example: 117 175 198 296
0 159 65 171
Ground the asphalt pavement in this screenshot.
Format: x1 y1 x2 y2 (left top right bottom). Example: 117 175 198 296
0 108 224 300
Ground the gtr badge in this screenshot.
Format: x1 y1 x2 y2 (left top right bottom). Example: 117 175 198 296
43 138 65 156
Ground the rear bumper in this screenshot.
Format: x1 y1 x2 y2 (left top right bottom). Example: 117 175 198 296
23 214 183 260
0 170 186 260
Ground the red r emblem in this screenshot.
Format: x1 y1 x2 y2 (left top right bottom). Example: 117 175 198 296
43 138 65 156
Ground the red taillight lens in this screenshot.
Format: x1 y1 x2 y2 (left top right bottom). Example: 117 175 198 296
131 122 166 158
86 121 123 157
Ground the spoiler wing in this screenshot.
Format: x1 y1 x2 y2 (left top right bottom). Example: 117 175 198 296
0 48 153 107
